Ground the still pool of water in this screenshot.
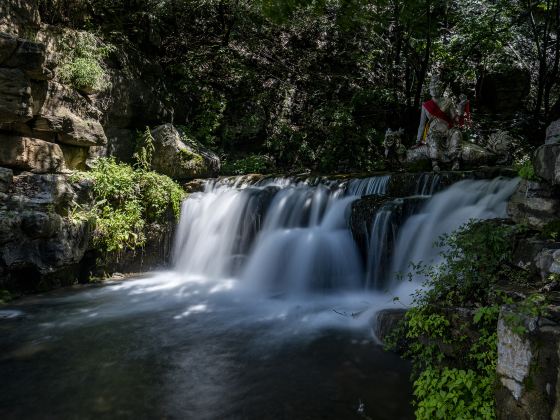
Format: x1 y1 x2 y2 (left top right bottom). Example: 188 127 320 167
0 273 414 420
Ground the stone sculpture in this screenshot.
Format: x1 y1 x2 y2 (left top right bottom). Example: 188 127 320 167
412 75 470 172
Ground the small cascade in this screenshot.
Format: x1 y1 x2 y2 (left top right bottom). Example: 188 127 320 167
365 201 400 289
390 177 520 283
415 172 442 195
172 173 519 295
345 175 390 196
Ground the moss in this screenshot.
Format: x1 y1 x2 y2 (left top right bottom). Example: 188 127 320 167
72 158 186 255
177 148 206 175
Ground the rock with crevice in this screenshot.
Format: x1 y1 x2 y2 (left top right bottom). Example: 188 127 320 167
1 34 47 79
0 134 66 173
534 144 560 186
507 180 560 228
0 68 33 123
34 109 107 147
496 306 560 420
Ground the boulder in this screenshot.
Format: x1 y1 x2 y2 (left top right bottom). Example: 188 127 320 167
0 68 33 123
1 34 47 79
0 134 65 173
7 172 76 214
546 119 560 145
534 247 560 281
150 123 220 179
496 305 560 419
534 144 560 185
34 110 107 147
507 180 560 228
374 308 407 348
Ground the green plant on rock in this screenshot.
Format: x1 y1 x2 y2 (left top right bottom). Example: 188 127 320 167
58 31 113 93
72 158 185 255
515 155 539 181
134 126 156 171
388 220 533 419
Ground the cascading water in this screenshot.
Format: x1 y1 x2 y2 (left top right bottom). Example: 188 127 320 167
0 172 521 420
390 176 520 283
172 174 519 295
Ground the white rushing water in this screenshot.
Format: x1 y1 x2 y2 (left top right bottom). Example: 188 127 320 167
172 174 519 297
390 176 520 283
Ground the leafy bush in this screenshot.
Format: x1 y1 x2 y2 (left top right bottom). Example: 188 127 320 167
388 220 534 419
73 158 185 254
515 155 538 181
133 127 156 171
222 154 275 175
58 31 113 92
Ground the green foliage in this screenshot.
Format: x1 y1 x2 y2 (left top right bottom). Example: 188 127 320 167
413 367 495 420
0 289 13 305
73 158 185 254
58 31 113 92
134 127 156 171
222 154 274 175
541 220 560 240
389 220 532 419
516 157 538 181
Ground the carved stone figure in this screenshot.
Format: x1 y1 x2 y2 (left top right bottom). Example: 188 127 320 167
414 76 470 172
484 130 515 165
383 128 406 167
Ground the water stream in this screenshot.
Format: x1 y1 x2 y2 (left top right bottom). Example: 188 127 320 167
0 173 519 419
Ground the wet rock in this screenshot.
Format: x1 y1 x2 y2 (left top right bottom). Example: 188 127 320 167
534 144 560 185
507 180 560 228
0 134 66 173
0 171 93 292
350 195 427 264
150 123 220 179
0 68 33 123
374 308 407 348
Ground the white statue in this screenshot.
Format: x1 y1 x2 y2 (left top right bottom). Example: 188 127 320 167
414 76 470 171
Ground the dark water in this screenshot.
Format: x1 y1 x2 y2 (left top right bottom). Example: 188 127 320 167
0 274 413 420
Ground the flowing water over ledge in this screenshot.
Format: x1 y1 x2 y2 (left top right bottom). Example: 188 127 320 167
0 173 519 419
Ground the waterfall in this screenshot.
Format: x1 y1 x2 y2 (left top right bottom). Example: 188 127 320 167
172 174 518 295
346 175 390 196
390 177 520 283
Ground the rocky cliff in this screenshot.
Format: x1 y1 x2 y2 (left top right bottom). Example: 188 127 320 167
0 1 220 292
